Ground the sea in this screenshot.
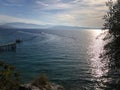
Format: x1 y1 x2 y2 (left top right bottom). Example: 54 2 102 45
0 28 112 90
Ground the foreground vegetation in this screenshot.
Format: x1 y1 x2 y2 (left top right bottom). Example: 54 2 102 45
102 0 120 89
0 61 20 90
103 0 120 72
0 61 64 90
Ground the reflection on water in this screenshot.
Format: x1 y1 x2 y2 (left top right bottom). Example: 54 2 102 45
88 30 109 89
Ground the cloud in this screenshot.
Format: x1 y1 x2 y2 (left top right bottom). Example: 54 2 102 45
43 0 107 27
35 0 71 11
2 3 23 7
32 0 108 27
0 14 48 25
35 0 48 7
55 14 77 25
1 0 24 7
0 0 110 27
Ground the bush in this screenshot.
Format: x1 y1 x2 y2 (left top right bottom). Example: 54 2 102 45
32 74 52 90
0 61 20 90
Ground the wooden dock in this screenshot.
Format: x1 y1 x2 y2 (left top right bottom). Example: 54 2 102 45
0 42 16 51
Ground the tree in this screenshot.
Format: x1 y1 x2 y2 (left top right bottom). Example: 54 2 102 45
103 0 120 69
103 0 120 37
102 0 120 89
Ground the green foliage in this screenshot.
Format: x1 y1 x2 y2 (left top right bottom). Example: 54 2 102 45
0 61 20 90
32 74 52 90
103 0 120 69
102 0 120 89
103 0 120 37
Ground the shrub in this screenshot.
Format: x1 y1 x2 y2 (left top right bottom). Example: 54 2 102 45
0 61 20 90
32 74 52 90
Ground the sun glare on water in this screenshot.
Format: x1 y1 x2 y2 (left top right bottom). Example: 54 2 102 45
93 30 103 36
88 29 109 78
88 29 110 89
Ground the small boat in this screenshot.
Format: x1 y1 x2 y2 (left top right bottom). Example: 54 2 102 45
16 39 22 43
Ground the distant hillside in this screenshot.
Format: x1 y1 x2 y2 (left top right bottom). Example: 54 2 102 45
0 22 100 30
0 22 50 29
49 25 99 30
0 24 13 29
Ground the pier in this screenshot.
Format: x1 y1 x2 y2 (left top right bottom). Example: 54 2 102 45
0 42 16 51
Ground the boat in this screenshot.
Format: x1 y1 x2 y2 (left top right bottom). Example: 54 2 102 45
16 39 22 43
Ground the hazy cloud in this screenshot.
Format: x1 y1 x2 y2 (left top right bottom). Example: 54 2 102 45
0 0 25 7
0 15 48 25
0 0 109 27
35 0 48 7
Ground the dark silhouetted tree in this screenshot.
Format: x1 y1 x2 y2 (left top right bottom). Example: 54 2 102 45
102 0 120 89
103 0 120 69
103 0 120 37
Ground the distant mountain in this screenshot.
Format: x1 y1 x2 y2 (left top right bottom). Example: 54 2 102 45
0 24 14 29
0 22 100 30
49 25 98 30
1 22 50 29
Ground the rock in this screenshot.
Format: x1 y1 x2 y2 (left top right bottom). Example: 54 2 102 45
50 83 64 90
19 83 40 90
19 83 64 90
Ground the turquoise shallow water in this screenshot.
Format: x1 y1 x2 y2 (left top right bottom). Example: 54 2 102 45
0 29 111 90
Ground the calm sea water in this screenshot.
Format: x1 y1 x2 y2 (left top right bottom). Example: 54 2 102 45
0 29 109 90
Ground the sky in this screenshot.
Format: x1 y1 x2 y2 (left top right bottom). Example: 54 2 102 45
0 0 109 28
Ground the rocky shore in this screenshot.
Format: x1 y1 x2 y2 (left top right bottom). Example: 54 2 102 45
19 83 64 90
